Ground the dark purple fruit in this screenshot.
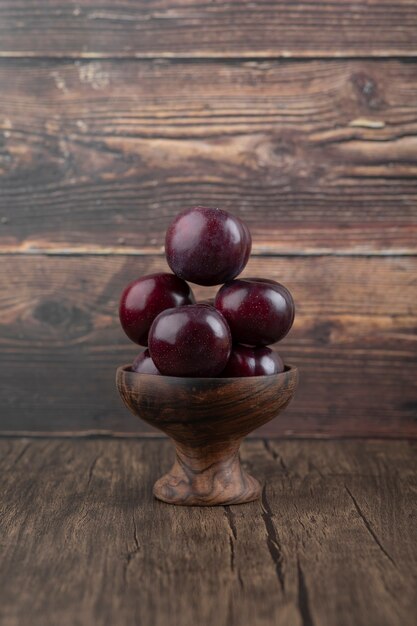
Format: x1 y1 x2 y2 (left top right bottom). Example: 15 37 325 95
222 346 284 377
131 349 160 375
148 304 232 377
165 207 251 286
215 277 294 346
119 272 195 346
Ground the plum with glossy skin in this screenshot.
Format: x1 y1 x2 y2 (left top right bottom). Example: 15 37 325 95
165 207 251 286
119 273 195 346
131 350 160 375
148 304 232 377
222 346 284 377
215 278 294 346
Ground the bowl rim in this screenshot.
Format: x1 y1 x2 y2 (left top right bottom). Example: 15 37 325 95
117 363 297 382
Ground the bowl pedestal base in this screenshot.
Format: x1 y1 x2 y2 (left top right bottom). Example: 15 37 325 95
153 439 261 506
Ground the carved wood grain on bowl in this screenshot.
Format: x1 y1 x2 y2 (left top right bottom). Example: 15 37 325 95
116 365 298 505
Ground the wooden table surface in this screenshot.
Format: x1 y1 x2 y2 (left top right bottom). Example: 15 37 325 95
1 437 416 626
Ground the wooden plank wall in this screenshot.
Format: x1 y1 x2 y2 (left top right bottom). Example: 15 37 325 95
0 1 416 437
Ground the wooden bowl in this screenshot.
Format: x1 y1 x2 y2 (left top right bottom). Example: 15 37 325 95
116 364 298 506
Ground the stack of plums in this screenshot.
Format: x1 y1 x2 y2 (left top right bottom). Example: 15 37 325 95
119 207 294 378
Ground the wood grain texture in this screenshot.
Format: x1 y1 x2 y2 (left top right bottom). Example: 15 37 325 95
0 438 416 626
116 365 297 504
0 254 415 437
0 1 416 58
0 59 416 254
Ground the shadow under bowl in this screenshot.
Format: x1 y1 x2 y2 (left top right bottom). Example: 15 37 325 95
116 364 298 506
